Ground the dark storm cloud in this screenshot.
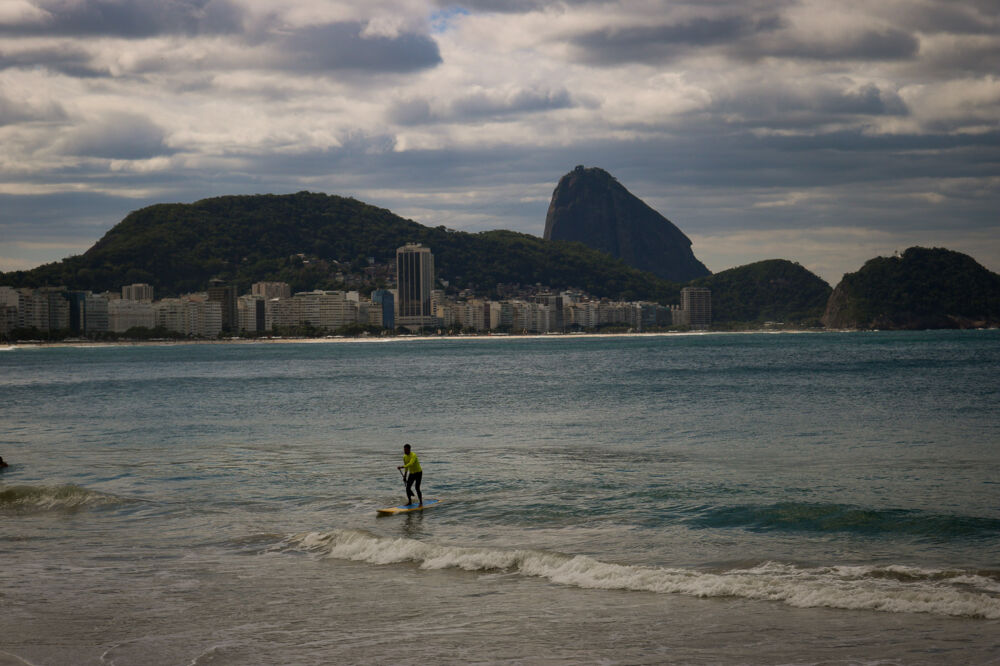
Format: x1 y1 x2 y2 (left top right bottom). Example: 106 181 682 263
0 17 442 78
274 22 442 74
749 27 920 61
389 87 575 125
920 39 1000 77
0 0 245 38
570 14 783 64
32 126 997 240
710 82 909 130
197 125 997 213
822 84 908 116
0 44 108 77
61 114 172 159
434 0 599 13
902 2 999 35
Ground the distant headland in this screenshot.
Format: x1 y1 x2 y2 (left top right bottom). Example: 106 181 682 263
2 167 998 340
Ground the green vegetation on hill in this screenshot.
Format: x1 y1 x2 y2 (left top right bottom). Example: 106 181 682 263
691 259 832 325
15 194 991 331
0 191 681 303
822 247 1000 329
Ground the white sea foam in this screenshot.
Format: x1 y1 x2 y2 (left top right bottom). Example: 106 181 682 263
282 529 1000 620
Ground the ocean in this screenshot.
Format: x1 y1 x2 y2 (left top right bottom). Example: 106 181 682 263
1 330 998 665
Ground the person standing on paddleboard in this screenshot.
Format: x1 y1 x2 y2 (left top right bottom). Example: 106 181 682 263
398 444 423 506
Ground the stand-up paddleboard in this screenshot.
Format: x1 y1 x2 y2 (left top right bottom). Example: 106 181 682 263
377 498 440 515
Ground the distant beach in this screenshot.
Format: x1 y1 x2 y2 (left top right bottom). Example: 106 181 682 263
4 327 840 351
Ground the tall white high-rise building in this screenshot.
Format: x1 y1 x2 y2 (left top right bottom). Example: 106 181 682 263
396 244 437 330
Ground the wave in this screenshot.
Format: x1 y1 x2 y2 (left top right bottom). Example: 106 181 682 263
683 502 1000 540
0 484 125 512
278 529 1000 619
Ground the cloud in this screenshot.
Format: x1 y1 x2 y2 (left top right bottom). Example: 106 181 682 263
883 1 999 36
0 0 998 283
273 21 442 74
433 0 598 13
0 4 442 77
0 0 246 37
560 3 923 67
569 13 784 64
746 27 919 61
0 42 110 77
58 113 172 159
390 87 576 125
707 80 909 131
0 91 66 125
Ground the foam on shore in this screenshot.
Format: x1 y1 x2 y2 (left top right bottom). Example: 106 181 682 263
280 529 1000 619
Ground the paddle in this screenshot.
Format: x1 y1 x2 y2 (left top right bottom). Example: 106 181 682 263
399 467 409 503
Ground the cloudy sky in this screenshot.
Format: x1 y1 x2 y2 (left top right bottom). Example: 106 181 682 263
1 0 998 285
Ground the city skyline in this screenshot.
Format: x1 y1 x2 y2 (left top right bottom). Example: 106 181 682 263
1 1 998 285
0 241 714 337
0 277 704 338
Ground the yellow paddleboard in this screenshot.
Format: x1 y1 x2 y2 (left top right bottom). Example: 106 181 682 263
377 498 441 515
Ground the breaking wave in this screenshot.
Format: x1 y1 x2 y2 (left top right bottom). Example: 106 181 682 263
0 484 125 512
279 529 1000 620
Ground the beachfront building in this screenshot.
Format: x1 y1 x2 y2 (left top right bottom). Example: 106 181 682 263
396 244 437 331
154 295 222 337
65 291 109 334
0 287 19 334
292 290 358 330
436 299 490 331
565 301 597 329
265 297 297 331
370 289 395 330
207 280 238 332
237 295 266 334
14 287 70 332
681 287 712 330
109 299 155 332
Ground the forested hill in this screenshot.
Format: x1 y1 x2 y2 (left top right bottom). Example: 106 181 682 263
0 191 682 302
690 259 832 325
822 247 1000 329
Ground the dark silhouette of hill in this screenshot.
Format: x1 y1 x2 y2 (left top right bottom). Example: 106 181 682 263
822 247 1000 329
0 191 682 303
690 259 831 325
543 166 710 282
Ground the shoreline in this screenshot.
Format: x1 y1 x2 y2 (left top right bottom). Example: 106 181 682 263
0 328 876 351
6 327 996 351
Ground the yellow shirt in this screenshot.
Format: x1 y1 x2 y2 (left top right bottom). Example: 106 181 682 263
402 452 422 473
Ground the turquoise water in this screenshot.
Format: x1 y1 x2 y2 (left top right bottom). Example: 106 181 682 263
1 331 999 664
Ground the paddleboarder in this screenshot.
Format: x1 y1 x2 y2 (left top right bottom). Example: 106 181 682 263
397 444 422 506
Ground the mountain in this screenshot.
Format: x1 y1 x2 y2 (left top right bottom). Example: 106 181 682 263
690 259 831 325
0 191 681 303
822 247 1000 329
543 166 711 282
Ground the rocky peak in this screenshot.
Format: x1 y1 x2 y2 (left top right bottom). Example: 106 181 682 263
543 166 710 283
